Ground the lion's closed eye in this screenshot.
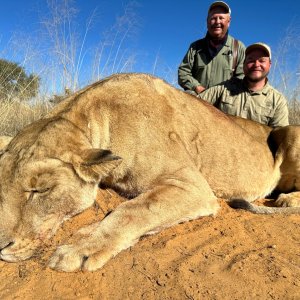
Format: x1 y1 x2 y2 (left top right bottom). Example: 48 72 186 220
25 188 51 202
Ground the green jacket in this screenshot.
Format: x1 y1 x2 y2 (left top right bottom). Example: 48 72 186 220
199 77 289 127
178 34 245 93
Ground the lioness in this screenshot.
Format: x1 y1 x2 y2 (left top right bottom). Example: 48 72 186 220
0 73 299 272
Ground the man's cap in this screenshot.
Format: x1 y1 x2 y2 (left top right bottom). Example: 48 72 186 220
208 1 231 15
245 42 272 60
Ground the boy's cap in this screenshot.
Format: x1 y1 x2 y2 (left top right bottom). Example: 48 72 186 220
246 43 272 59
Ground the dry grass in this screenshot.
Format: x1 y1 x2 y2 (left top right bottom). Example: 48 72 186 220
0 99 52 137
288 99 300 125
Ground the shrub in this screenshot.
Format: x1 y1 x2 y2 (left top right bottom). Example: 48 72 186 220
0 59 40 102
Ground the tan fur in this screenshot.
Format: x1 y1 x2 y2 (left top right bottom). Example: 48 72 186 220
0 73 299 272
0 135 12 150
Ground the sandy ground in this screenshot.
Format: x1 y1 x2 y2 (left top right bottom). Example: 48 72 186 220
0 189 299 300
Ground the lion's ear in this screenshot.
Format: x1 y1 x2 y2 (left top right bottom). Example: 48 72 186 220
74 149 122 183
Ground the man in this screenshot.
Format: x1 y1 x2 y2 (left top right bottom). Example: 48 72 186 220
199 43 289 127
178 1 245 95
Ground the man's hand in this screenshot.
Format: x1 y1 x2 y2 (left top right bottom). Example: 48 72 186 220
194 85 206 94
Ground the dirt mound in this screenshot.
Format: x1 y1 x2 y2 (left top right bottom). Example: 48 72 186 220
0 190 299 300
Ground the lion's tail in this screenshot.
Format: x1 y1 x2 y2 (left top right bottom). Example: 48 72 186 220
227 199 300 215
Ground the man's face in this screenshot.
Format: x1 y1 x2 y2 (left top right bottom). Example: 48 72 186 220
243 49 271 82
207 7 231 39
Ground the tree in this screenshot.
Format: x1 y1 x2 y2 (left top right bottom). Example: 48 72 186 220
0 59 40 101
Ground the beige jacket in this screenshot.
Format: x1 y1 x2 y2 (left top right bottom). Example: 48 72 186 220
199 77 289 127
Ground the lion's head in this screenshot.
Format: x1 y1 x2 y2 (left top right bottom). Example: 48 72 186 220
0 118 121 262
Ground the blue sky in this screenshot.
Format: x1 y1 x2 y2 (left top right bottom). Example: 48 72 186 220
0 0 299 94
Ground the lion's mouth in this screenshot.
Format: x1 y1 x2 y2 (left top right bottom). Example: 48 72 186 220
0 214 66 262
0 238 38 262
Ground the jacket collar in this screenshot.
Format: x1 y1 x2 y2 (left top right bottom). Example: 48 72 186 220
205 32 229 57
243 77 271 95
206 31 229 46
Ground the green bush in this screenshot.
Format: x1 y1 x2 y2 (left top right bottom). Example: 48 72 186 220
0 59 40 102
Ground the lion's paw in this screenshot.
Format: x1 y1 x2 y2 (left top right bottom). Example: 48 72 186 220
275 192 300 208
82 250 114 272
48 244 84 272
48 243 115 272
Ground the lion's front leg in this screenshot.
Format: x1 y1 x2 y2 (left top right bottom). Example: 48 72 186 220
48 168 219 272
274 191 300 208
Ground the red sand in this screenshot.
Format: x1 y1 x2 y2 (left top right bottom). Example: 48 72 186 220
0 189 299 300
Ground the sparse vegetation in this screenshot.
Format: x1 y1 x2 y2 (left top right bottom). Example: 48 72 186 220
269 21 300 124
288 98 300 125
0 0 140 136
0 0 299 137
0 99 52 137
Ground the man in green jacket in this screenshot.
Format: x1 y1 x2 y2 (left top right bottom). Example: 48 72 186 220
199 43 289 127
178 1 245 95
